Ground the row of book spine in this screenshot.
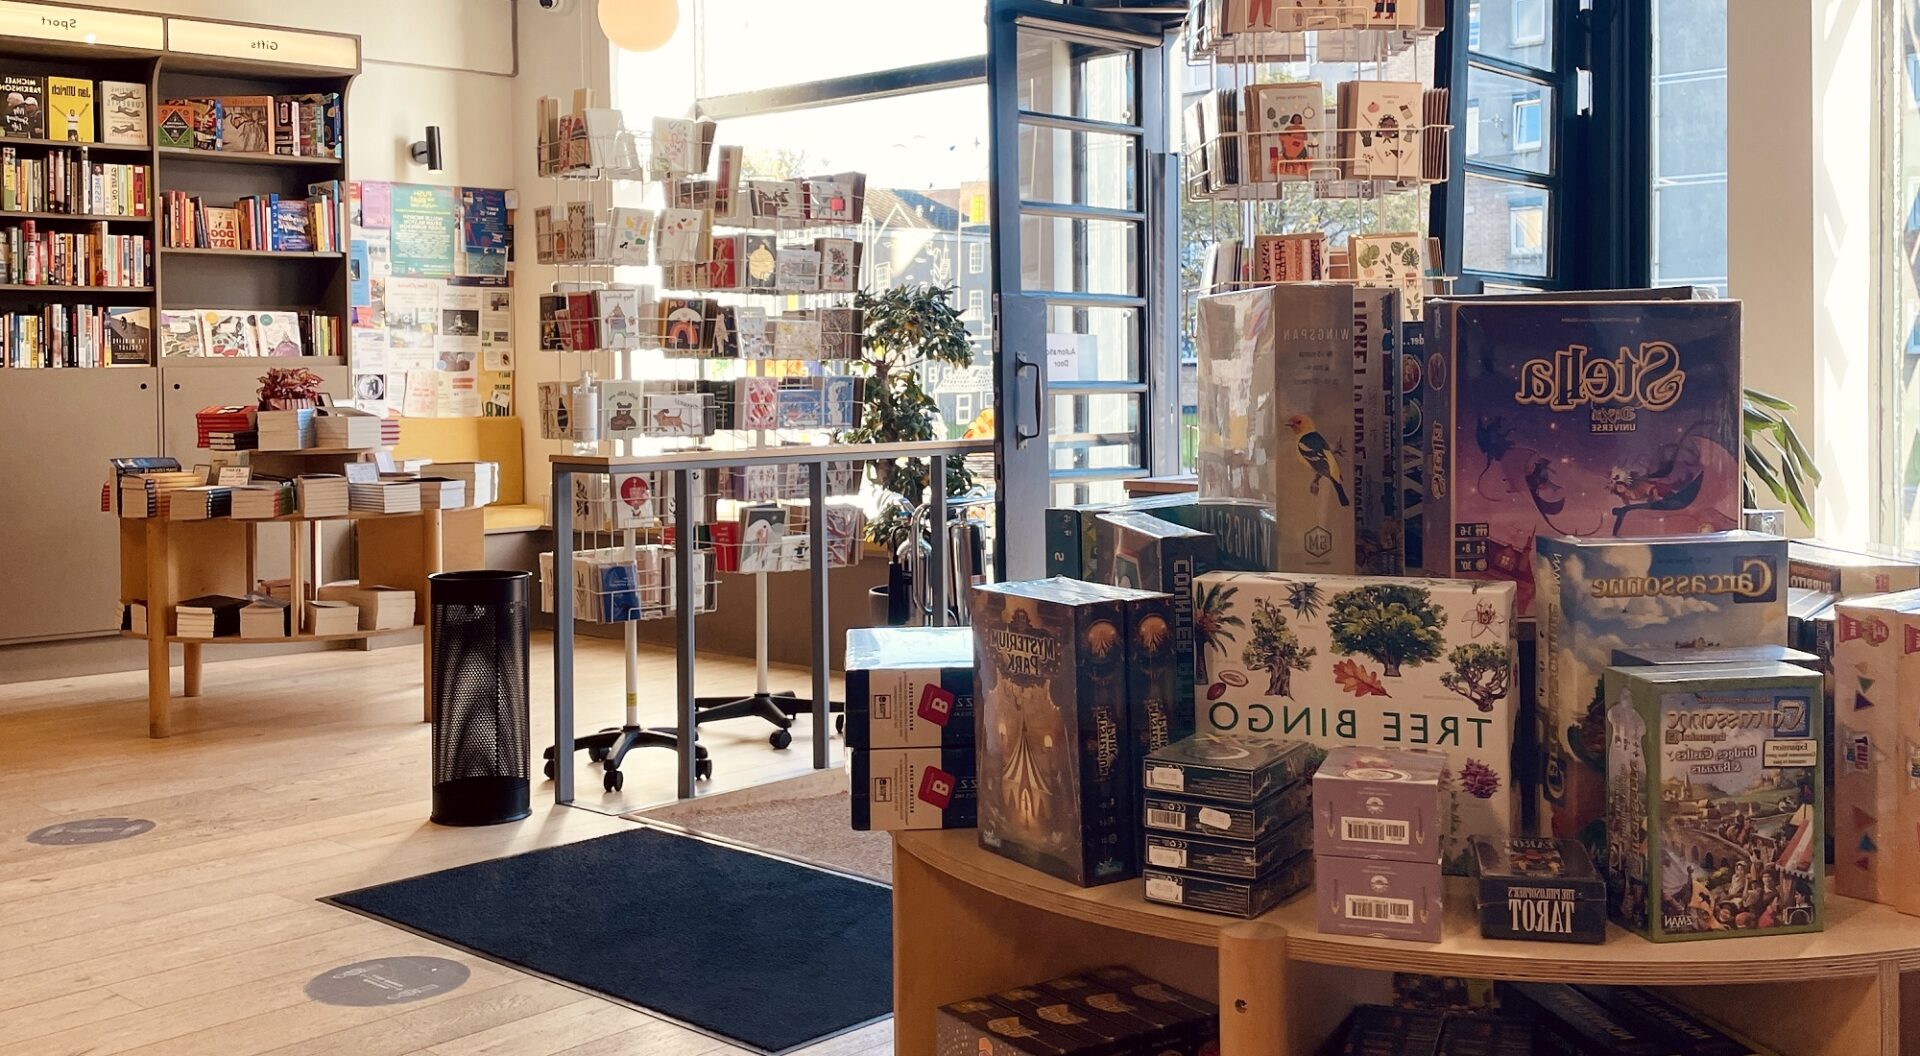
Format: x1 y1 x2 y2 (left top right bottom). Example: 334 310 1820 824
0 303 145 369
0 148 149 217
0 221 150 286
159 183 342 252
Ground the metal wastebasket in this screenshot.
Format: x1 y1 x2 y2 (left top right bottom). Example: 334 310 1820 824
429 570 532 826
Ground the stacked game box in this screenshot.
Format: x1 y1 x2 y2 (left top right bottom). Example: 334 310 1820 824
845 626 977 832
973 579 1174 886
1089 509 1217 726
1497 983 1731 1056
934 967 1217 1056
1831 590 1920 906
1470 835 1607 944
1044 492 1205 579
1329 1005 1534 1056
1313 745 1446 942
1352 285 1404 575
1602 662 1823 941
1191 569 1518 872
1139 733 1314 917
1424 298 1744 616
1533 531 1789 861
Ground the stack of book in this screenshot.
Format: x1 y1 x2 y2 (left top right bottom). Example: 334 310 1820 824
340 585 415 631
230 478 295 519
175 594 246 639
257 408 315 450
294 474 348 517
167 484 232 520
349 479 421 514
258 577 293 602
124 600 147 636
238 598 290 638
305 599 359 635
119 470 201 518
314 408 383 449
194 405 256 448
0 304 149 368
411 476 468 510
0 220 150 286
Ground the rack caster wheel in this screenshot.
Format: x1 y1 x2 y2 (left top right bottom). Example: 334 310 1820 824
696 759 714 781
543 759 555 779
587 746 608 762
695 744 710 760
769 728 793 750
603 769 624 793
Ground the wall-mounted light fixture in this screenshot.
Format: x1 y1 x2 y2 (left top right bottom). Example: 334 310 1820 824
409 125 443 171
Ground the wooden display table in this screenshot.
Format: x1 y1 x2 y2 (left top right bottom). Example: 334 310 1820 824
894 830 1920 1055
118 507 483 737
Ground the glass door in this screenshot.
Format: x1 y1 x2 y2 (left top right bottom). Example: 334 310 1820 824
988 0 1169 580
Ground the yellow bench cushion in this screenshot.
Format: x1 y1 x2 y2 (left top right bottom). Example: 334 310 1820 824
390 416 526 506
483 503 547 534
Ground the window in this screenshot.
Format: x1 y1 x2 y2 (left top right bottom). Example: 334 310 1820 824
1466 100 1481 156
966 289 984 319
1509 194 1546 257
873 259 893 290
968 241 984 274
1511 0 1547 46
1650 0 1728 293
1512 96 1542 153
1468 3 1482 50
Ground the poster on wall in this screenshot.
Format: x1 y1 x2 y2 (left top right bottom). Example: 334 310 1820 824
385 276 441 373
390 184 458 277
481 289 513 372
356 181 392 231
437 284 481 372
461 187 510 277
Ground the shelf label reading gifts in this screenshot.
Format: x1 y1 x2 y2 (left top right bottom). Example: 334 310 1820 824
166 18 358 70
0 2 162 49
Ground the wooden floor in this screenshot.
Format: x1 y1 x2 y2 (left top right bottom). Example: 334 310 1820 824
0 634 891 1056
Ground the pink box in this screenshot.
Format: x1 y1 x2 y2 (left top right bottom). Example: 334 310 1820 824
1315 855 1443 942
1312 746 1446 863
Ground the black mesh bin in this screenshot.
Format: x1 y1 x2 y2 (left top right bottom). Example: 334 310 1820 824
429 570 532 826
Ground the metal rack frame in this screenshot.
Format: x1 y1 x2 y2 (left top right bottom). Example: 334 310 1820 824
548 437 993 803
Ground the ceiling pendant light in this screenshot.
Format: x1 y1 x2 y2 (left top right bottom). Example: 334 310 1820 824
598 0 679 53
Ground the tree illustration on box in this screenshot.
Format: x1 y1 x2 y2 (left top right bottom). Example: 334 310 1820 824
1327 584 1446 677
1439 643 1511 713
1194 581 1244 684
1285 579 1324 620
1242 599 1316 698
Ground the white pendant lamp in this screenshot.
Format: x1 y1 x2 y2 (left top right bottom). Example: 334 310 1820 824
598 0 679 53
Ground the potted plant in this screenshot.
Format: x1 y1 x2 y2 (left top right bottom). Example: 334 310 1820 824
1742 387 1821 530
258 367 326 411
843 283 978 624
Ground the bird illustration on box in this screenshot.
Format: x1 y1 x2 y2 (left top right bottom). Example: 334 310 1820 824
1286 414 1350 506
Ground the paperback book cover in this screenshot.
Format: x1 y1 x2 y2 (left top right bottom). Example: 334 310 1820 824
216 95 272 153
251 312 303 357
158 310 205 357
1 75 44 139
204 207 241 250
201 311 257 357
45 76 93 143
100 81 147 146
106 307 151 366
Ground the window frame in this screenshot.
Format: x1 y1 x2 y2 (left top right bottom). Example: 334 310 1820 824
1512 95 1543 152
1511 0 1548 46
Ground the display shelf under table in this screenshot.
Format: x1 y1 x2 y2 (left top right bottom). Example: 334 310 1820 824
893 830 1917 1056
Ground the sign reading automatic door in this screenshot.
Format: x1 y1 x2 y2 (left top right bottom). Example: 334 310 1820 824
26 818 154 845
305 957 470 1006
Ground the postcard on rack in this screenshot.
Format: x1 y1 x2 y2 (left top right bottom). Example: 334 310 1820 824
776 248 820 292
817 237 859 292
1342 80 1423 181
655 208 707 265
1350 232 1427 321
1246 81 1324 181
610 207 654 265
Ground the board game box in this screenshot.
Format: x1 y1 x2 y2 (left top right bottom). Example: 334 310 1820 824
1143 733 1313 803
1572 985 1764 1056
1315 854 1443 941
844 626 974 750
1494 983 1675 1056
973 579 1162 886
850 746 976 831
1831 590 1920 904
1602 662 1823 941
1788 538 1920 597
1194 283 1358 573
1312 745 1446 863
1145 815 1311 878
1143 850 1312 918
1142 781 1310 843
1040 971 1216 1054
1091 510 1215 726
1470 835 1606 943
1425 299 1744 615
1352 286 1402 575
1534 532 1789 860
1192 570 1517 871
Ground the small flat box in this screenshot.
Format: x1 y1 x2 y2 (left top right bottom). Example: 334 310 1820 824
1315 855 1443 942
1470 835 1605 944
844 626 975 749
1143 851 1312 918
1082 966 1218 1022
934 999 1075 1056
1494 983 1675 1056
1609 644 1818 668
850 747 976 832
1437 1014 1535 1056
1040 973 1212 1056
1312 746 1446 863
1143 734 1313 804
1573 985 1763 1056
1144 816 1310 878
1142 781 1310 843
1788 538 1920 597
988 987 1134 1056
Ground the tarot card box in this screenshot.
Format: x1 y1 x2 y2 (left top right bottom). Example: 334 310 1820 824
1312 745 1446 863
844 626 974 750
1533 532 1788 858
1425 299 1743 616
1142 781 1309 843
1314 854 1443 942
1831 590 1920 904
1143 850 1312 918
1192 570 1518 871
1143 733 1313 804
1470 835 1606 944
850 747 977 832
1601 662 1823 941
1144 815 1311 878
974 578 1164 886
1194 283 1358 573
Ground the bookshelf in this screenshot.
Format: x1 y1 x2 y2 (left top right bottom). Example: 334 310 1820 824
0 6 359 648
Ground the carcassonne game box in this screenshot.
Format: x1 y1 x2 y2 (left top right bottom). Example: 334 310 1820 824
1424 299 1743 616
1191 570 1517 871
1533 532 1788 861
973 578 1168 887
1602 662 1823 942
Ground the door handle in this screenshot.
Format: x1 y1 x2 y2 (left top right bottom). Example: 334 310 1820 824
1014 358 1042 442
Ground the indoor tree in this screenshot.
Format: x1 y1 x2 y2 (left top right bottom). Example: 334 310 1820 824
1743 388 1821 529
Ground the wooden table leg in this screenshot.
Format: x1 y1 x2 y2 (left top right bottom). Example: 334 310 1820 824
1219 921 1290 1056
182 644 202 698
144 519 171 739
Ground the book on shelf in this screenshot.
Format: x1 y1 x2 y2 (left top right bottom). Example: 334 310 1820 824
0 220 150 287
412 477 468 510
100 82 147 147
203 206 239 249
124 600 147 636
106 307 149 366
168 484 232 521
175 594 247 639
0 303 149 368
0 147 149 216
153 309 337 360
238 598 290 638
155 102 192 150
349 479 421 514
230 478 295 519
118 470 201 518
314 407 383 449
201 310 258 357
337 585 415 631
1 75 45 140
207 431 257 452
45 78 93 144
305 599 358 636
252 312 304 357
216 96 273 154
295 474 348 517
257 408 316 450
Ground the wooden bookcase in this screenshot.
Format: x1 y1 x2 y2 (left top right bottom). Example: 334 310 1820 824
0 6 360 647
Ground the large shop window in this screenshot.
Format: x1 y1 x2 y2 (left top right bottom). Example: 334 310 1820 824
1649 0 1727 293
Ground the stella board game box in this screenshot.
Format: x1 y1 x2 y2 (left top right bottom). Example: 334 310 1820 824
1424 298 1744 616
973 578 1169 886
1831 590 1920 905
1533 532 1789 861
1194 283 1358 574
1601 662 1823 942
1192 570 1517 871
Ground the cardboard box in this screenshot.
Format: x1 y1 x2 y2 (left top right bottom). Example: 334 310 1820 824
1351 286 1402 575
1142 851 1312 918
1494 983 1677 1056
1832 590 1920 903
1398 320 1428 572
1425 299 1744 616
1141 782 1310 843
1533 532 1788 858
934 999 1076 1056
1193 570 1517 871
973 579 1164 886
1090 509 1217 721
1039 972 1213 1055
1315 854 1443 941
1610 644 1817 669
850 747 976 832
1788 539 1920 597
1573 986 1764 1056
987 988 1134 1055
1144 816 1311 878
1144 733 1313 804
1194 283 1358 573
1312 745 1446 863
1602 662 1823 941
843 626 974 750
1470 835 1606 944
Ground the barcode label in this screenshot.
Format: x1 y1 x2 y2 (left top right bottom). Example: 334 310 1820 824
1344 894 1415 923
1341 817 1410 845
1146 845 1186 869
1145 876 1183 902
1145 765 1184 792
1146 808 1187 830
